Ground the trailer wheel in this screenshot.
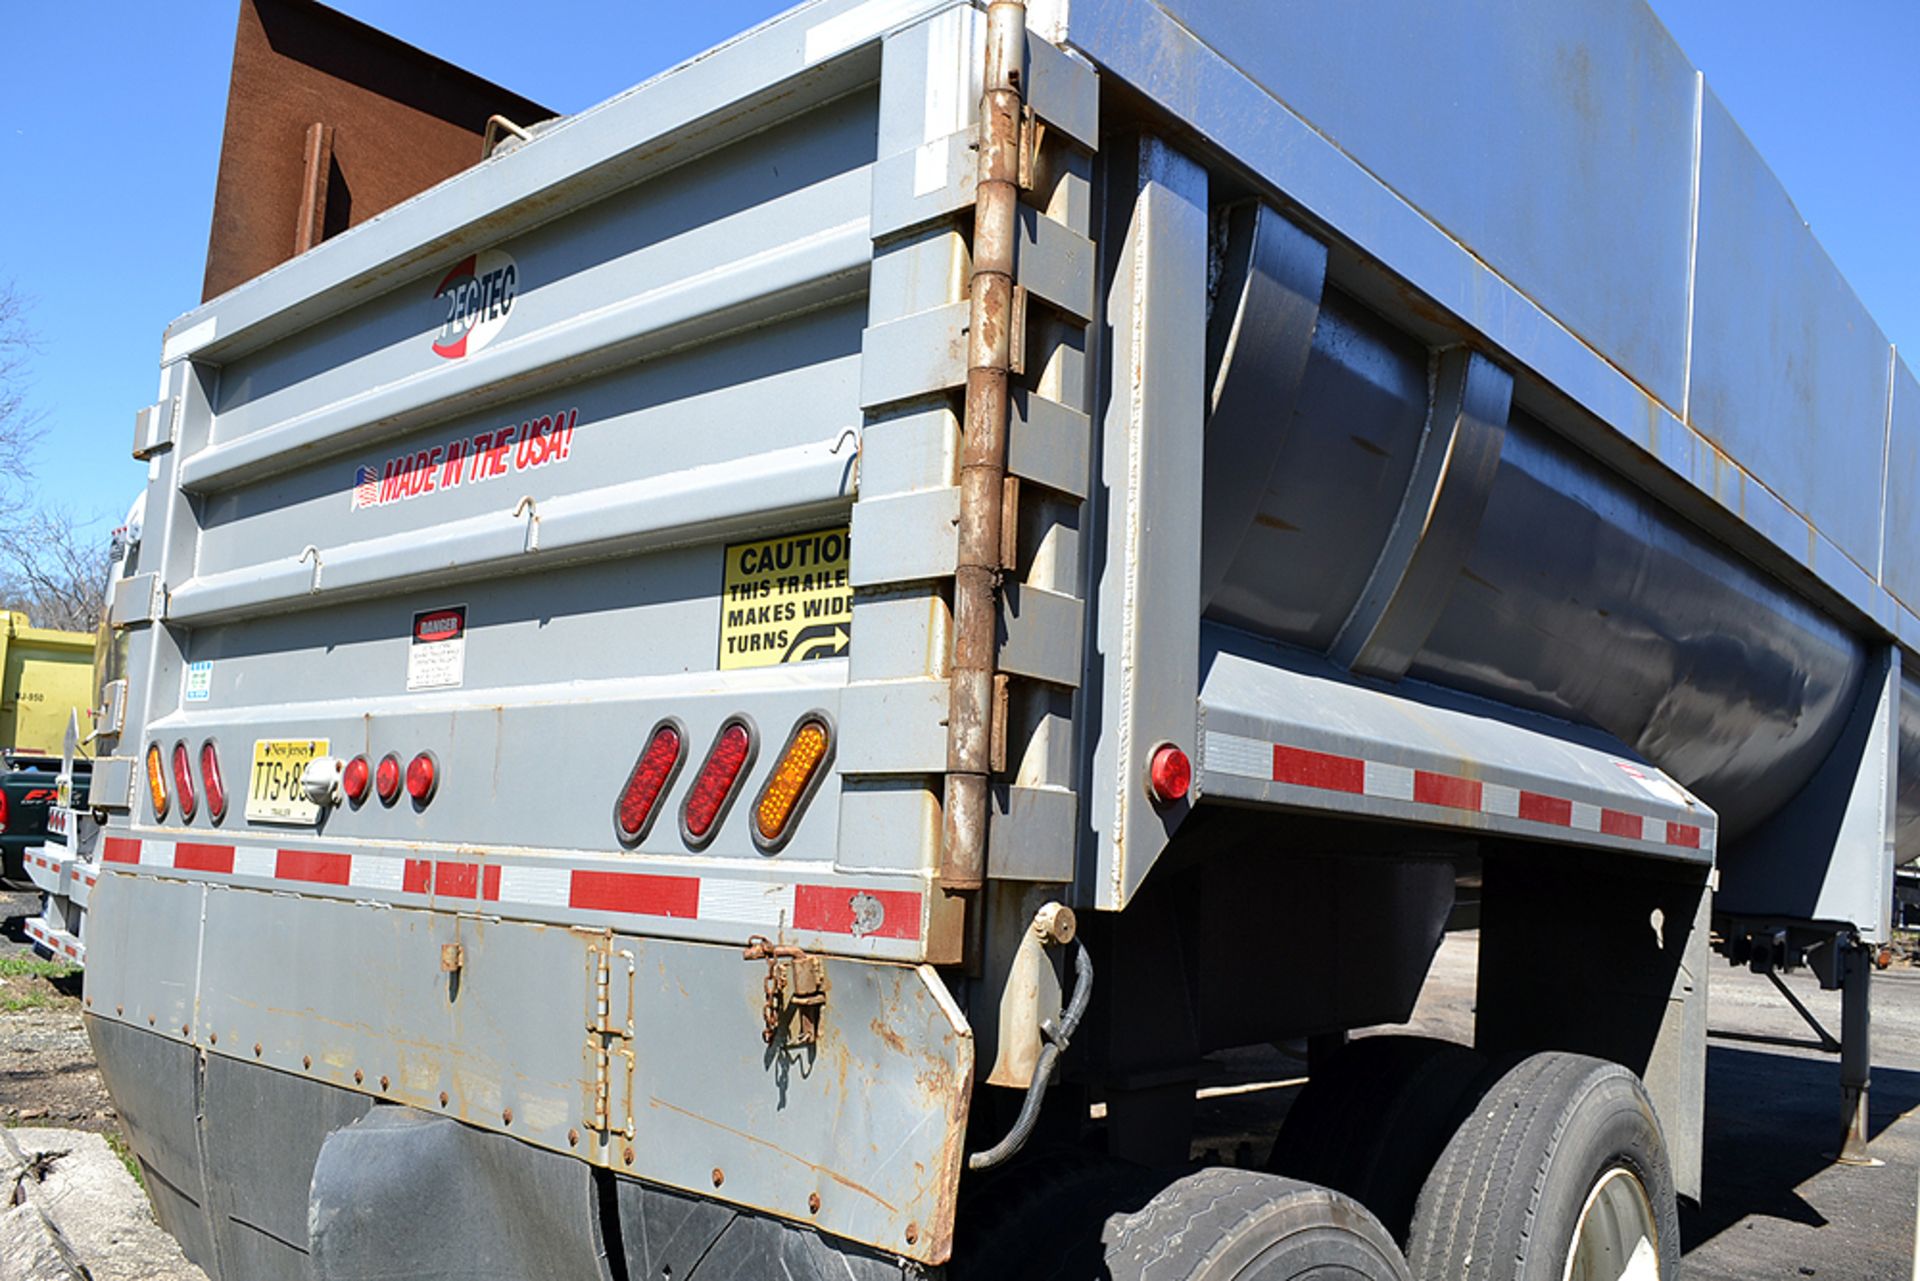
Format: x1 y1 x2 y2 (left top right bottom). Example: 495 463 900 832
1103 1168 1412 1280
1406 1052 1678 1281
1267 1035 1486 1240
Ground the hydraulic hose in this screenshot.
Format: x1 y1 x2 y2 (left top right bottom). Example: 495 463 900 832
967 939 1094 1171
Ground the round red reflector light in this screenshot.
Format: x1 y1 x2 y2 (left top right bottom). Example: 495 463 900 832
342 755 370 805
200 741 227 822
172 742 198 821
406 752 438 804
682 721 754 845
1146 742 1191 805
375 753 403 805
617 723 684 843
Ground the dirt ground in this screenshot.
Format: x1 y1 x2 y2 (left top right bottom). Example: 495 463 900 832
0 888 116 1136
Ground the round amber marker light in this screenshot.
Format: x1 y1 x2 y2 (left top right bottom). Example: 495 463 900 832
755 721 830 843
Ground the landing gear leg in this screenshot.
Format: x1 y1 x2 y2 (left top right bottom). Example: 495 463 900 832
1837 938 1876 1166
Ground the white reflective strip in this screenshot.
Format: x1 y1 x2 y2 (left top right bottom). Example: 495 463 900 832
1482 783 1520 818
697 879 799 928
350 855 405 892
1364 761 1415 802
232 846 277 878
141 840 177 869
1202 731 1270 780
497 864 570 907
1571 801 1603 832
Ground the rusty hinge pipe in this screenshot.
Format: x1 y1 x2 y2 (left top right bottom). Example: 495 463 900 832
942 0 1027 892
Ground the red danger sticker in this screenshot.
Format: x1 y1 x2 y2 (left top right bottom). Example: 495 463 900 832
408 605 468 691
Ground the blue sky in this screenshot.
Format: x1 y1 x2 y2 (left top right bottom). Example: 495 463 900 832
0 1 1915 537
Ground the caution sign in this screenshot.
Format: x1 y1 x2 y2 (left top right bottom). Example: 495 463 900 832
720 527 851 670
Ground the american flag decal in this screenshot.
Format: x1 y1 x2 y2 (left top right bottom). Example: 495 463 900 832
351 466 379 510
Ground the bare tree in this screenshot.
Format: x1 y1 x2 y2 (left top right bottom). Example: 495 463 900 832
0 285 108 631
0 283 45 523
0 507 110 632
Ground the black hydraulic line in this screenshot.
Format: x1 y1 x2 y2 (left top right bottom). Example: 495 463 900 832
967 940 1094 1172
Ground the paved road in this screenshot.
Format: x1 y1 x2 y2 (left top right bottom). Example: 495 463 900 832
1409 933 1920 1280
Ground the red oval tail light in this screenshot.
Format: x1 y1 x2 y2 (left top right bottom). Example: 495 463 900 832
200 741 227 822
682 720 754 845
172 742 199 822
617 723 684 843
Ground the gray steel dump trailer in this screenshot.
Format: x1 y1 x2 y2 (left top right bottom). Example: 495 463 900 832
89 1 1917 1277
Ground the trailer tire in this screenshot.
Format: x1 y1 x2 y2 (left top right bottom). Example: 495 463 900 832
1266 1035 1486 1240
1103 1168 1412 1280
1406 1052 1679 1281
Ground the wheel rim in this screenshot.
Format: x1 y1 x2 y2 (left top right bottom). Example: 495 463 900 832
1562 1166 1661 1281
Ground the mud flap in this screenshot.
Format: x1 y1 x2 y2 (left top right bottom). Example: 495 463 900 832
309 1107 611 1281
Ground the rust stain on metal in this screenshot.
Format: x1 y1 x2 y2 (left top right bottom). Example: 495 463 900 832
648 1096 896 1211
303 1054 312 1069
808 1192 821 1215
711 1167 725 1188
870 1017 908 1057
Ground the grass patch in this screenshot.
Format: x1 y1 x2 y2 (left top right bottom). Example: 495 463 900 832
1 991 59 1013
0 954 78 980
104 1129 144 1189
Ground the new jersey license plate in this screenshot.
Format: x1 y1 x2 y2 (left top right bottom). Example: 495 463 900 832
247 737 329 824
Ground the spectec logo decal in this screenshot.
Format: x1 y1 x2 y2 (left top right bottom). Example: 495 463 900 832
431 249 518 359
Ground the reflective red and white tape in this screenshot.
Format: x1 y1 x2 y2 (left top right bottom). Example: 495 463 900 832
100 837 922 941
23 916 83 963
1203 733 1709 853
24 850 95 890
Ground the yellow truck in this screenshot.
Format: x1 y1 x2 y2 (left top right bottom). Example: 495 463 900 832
0 611 96 755
0 611 97 889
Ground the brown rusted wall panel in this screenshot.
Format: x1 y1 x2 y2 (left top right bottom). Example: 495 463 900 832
202 0 551 301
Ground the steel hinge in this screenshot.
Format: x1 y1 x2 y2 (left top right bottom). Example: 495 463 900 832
744 937 829 1048
585 939 636 1139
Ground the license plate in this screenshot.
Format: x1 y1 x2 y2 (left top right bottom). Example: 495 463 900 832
247 738 329 824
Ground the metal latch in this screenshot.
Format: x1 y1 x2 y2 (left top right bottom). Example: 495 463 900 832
744 937 828 1047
